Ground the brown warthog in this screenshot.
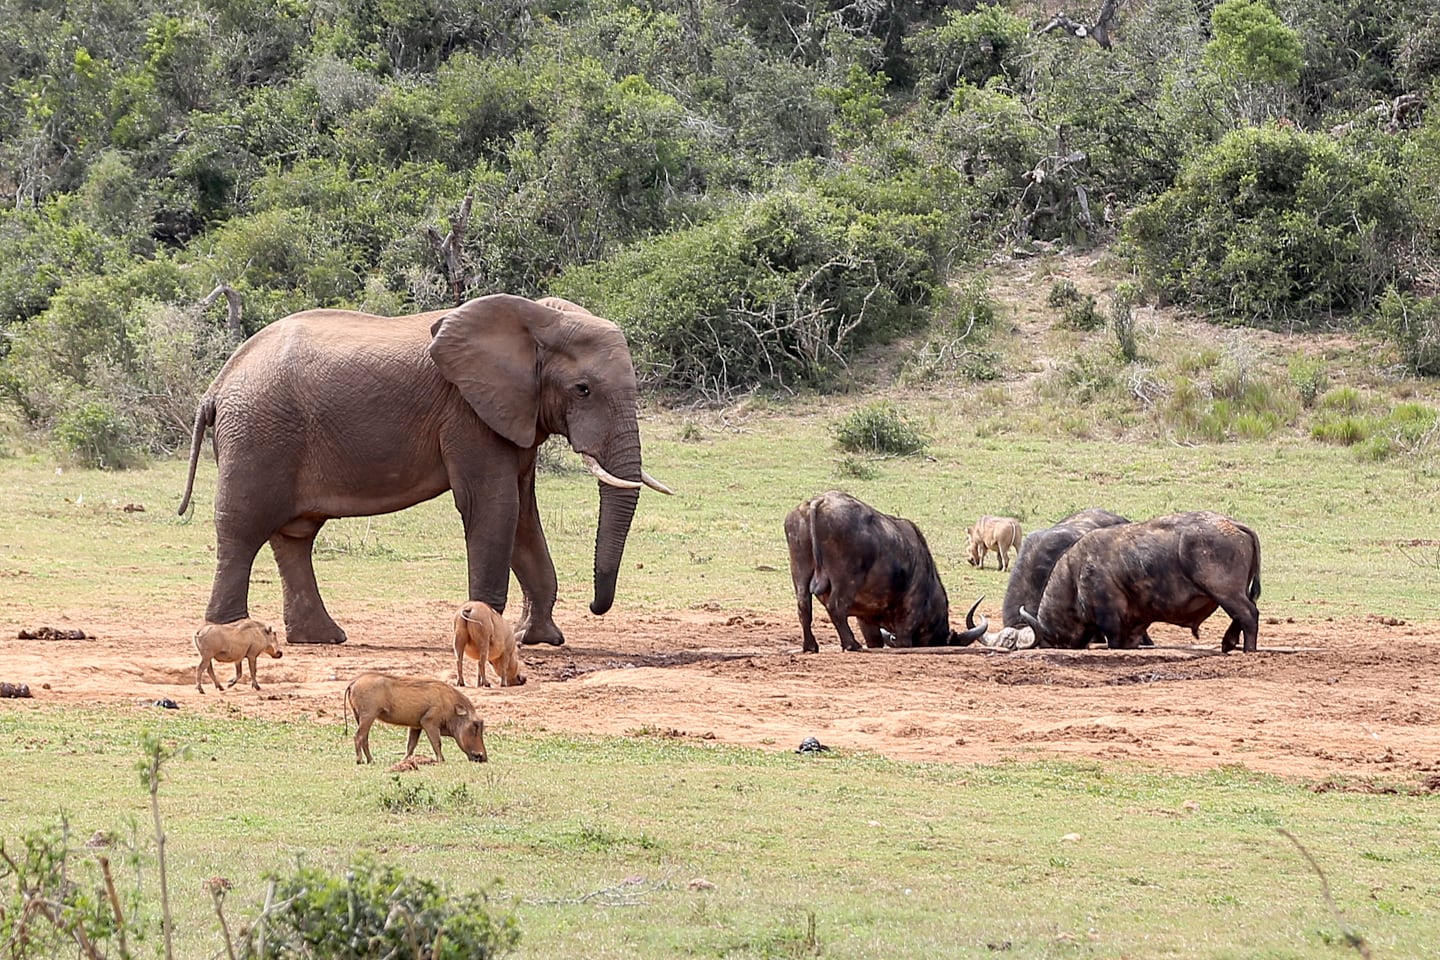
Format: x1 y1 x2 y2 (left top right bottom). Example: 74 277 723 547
344 672 488 764
784 490 988 652
193 618 282 693
966 515 1023 571
453 600 525 687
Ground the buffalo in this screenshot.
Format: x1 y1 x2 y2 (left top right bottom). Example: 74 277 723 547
1020 510 1262 653
1000 508 1131 631
784 490 988 652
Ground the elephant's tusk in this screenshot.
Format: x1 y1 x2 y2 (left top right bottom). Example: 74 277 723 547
641 470 674 495
582 454 642 490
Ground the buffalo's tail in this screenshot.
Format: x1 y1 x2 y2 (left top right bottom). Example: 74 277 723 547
1246 525 1262 602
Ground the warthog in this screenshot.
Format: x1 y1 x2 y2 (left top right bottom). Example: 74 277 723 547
784 490 988 651
193 618 282 694
966 515 1023 571
453 600 525 687
344 672 488 764
1021 511 1262 653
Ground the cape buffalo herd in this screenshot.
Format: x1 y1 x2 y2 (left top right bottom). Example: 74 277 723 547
787 493 1263 654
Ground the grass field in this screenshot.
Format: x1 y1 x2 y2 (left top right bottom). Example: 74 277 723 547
2 707 1437 959
2 402 1437 623
3 402 1440 957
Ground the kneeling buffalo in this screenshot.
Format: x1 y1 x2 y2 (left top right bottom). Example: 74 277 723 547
1020 511 1261 653
784 490 988 652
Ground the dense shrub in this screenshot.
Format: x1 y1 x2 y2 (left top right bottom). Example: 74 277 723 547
1376 287 1440 376
1124 125 1409 328
832 402 928 456
253 856 519 959
553 182 948 398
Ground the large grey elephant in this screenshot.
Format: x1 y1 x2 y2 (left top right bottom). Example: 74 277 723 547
178 294 670 645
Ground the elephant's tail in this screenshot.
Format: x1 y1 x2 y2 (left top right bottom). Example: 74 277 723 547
177 396 216 516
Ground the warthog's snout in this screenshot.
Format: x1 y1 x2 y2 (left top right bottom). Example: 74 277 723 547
272 650 283 658
469 752 488 763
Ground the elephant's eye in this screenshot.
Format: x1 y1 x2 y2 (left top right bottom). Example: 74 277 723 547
575 382 591 397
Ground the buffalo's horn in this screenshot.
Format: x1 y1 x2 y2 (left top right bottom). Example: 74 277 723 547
953 596 988 645
641 469 675 495
582 454 643 490
1019 606 1044 634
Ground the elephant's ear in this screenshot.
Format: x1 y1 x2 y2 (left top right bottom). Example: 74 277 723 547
428 294 559 448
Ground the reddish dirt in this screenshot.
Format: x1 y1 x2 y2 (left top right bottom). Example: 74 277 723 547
3 604 1438 788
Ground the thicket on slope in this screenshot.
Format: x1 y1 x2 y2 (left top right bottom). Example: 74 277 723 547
1123 124 1408 329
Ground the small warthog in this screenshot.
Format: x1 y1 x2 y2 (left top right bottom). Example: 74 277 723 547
453 601 525 688
193 618 282 694
966 516 1023 571
344 672 488 764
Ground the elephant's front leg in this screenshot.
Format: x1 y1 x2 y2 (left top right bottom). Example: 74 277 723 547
453 480 521 619
270 520 347 644
510 468 564 646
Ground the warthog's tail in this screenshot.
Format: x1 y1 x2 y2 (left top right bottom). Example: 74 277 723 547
342 681 354 736
177 396 216 516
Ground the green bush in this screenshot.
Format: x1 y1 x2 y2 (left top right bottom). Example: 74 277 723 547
900 277 1001 384
53 400 142 469
554 183 946 398
1124 125 1409 328
1288 355 1330 407
1311 415 1369 446
252 856 519 959
1110 282 1140 361
832 402 927 456
1046 280 1082 308
1058 293 1102 331
1376 286 1440 376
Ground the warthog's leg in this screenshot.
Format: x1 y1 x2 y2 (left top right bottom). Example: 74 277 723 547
246 653 261 690
354 718 375 763
405 726 422 759
422 723 445 761
227 661 243 688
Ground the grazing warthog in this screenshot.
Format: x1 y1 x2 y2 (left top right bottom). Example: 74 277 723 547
193 618 282 693
453 600 525 687
783 490 988 652
1020 511 1262 653
344 672 488 764
966 515 1023 571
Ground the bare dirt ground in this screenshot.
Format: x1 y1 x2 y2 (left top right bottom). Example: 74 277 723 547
4 603 1439 789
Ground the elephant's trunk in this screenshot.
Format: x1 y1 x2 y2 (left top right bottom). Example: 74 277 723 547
590 439 642 616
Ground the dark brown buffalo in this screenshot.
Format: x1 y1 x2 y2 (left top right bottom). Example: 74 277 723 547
1020 511 1262 653
784 490 988 652
1000 508 1130 629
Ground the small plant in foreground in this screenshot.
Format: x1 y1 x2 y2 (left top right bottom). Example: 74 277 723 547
247 857 519 959
832 402 927 456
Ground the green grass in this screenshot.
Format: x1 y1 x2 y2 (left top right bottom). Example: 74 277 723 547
2 708 1437 959
4 407 1440 957
4 404 1435 623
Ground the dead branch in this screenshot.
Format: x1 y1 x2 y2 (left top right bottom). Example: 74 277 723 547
425 193 475 306
1277 829 1373 959
199 284 243 340
1036 0 1123 48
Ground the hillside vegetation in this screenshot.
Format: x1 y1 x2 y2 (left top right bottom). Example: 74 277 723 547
0 0 1438 467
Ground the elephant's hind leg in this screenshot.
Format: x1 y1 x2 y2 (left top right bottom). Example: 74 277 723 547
270 522 347 644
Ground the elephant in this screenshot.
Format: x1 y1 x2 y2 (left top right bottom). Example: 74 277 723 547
178 293 671 646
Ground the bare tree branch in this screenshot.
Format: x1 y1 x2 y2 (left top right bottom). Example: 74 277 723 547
426 193 475 306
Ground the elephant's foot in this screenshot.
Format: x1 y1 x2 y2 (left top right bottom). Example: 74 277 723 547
516 619 565 646
284 615 348 645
